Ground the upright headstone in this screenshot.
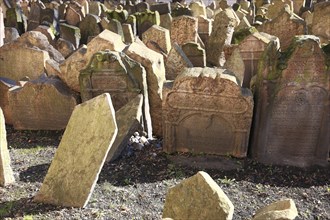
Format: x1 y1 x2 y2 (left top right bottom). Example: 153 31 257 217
79 14 101 45
135 10 160 38
0 107 15 186
34 93 117 207
197 15 212 45
163 67 253 157
60 23 81 49
170 15 198 46
251 36 330 167
311 2 330 45
206 8 240 66
257 7 306 50
9 76 78 130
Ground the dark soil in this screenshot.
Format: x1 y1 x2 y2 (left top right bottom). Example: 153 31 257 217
1 126 329 220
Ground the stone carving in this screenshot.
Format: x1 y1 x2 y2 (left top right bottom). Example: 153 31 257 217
251 36 329 167
163 67 253 157
80 50 141 111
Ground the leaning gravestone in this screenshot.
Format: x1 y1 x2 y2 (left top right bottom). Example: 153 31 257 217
311 2 330 45
163 67 253 157
34 93 118 207
170 15 198 46
0 107 15 187
251 36 330 167
163 171 234 220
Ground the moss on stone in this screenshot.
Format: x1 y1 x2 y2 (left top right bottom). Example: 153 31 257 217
231 27 258 45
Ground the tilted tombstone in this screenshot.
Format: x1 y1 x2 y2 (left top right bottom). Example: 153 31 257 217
223 45 245 86
181 42 206 67
122 23 134 44
251 36 330 167
311 2 330 45
0 107 15 186
142 25 171 55
80 51 142 111
65 6 82 26
265 0 293 20
163 67 253 157
206 8 240 66
170 15 198 46
189 1 206 17
257 6 306 50
165 43 193 80
5 7 27 34
9 76 79 130
150 2 171 15
125 42 166 137
160 13 172 31
197 15 212 46
100 17 124 39
88 1 102 16
78 14 102 45
27 0 42 30
34 93 118 207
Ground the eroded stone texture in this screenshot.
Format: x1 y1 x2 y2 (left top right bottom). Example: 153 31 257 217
165 43 193 80
34 93 118 207
9 76 78 130
170 15 198 46
125 42 165 137
237 31 276 87
253 199 298 220
251 36 329 167
181 42 206 67
142 25 171 55
59 30 126 92
311 2 330 45
189 2 206 17
224 46 245 86
0 78 16 125
79 14 102 45
257 7 306 50
162 171 234 220
163 67 253 157
0 46 49 81
80 51 142 111
0 107 15 186
206 8 240 66
106 94 143 162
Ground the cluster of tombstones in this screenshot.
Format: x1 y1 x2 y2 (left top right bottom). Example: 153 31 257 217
0 0 329 169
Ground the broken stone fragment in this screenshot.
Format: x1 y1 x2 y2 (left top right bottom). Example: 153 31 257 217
163 171 234 220
252 199 298 220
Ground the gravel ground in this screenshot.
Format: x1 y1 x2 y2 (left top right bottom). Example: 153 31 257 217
1 126 329 220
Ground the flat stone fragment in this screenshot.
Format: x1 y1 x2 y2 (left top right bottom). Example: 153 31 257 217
252 199 298 220
0 107 15 186
9 76 78 130
34 93 118 207
162 171 234 220
106 94 143 162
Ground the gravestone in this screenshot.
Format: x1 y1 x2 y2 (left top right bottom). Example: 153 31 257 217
136 2 150 12
266 0 293 20
237 31 276 87
311 2 330 45
189 2 206 17
65 6 82 26
60 23 81 49
9 76 78 130
135 10 160 38
4 27 19 44
0 78 17 125
170 15 198 46
197 15 212 45
0 46 49 81
5 7 27 34
165 43 193 80
122 23 134 44
27 1 41 31
59 30 126 92
79 14 102 45
224 46 245 86
0 107 15 186
163 67 253 157
80 51 141 111
159 13 172 31
34 25 56 46
142 25 171 55
34 93 118 207
181 42 206 67
125 42 166 137
101 18 124 39
106 94 143 162
257 7 306 50
0 7 4 47
89 1 102 16
206 8 240 66
56 38 75 58
251 36 330 167
150 3 171 15
163 171 234 220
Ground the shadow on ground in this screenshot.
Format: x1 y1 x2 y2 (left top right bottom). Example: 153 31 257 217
19 164 50 183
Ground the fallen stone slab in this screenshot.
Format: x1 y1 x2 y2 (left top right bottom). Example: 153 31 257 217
34 93 118 208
